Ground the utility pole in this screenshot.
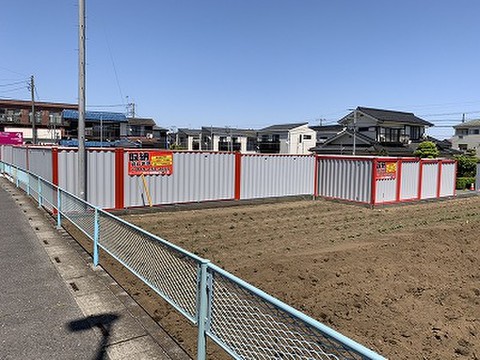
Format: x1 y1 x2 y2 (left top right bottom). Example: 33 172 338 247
78 0 86 200
30 75 36 144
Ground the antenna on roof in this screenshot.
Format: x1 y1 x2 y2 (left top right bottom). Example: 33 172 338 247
462 113 465 123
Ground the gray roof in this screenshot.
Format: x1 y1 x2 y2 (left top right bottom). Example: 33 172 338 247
260 122 308 132
128 117 156 126
201 127 256 137
309 124 344 132
178 128 201 136
346 107 434 127
453 119 480 128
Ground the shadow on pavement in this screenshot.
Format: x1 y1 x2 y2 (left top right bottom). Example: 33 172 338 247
67 313 120 360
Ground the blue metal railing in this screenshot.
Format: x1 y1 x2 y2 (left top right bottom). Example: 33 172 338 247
0 161 386 360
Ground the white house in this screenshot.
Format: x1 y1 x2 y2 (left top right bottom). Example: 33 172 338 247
257 123 316 154
451 119 480 155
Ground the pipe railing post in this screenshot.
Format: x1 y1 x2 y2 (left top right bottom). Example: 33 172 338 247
93 207 100 266
38 176 43 208
15 167 19 187
196 260 211 360
26 173 30 196
56 187 62 229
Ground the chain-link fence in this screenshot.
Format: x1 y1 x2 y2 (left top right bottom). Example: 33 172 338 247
1 161 386 360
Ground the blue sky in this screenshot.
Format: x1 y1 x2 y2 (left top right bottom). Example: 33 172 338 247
1 1 479 139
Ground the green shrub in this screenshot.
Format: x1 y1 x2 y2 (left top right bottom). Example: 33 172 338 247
456 177 476 190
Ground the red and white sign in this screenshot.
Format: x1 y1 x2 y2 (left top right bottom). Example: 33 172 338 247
376 161 397 180
0 132 23 145
128 150 173 176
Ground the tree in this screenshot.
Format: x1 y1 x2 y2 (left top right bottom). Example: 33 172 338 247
454 153 479 177
413 141 439 158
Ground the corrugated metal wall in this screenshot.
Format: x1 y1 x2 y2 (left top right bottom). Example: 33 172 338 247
399 161 419 200
0 145 12 163
58 148 78 195
58 149 116 208
439 162 456 197
87 150 116 209
317 158 372 203
420 162 439 199
241 155 315 200
375 178 397 204
12 147 27 169
124 152 235 207
28 148 53 182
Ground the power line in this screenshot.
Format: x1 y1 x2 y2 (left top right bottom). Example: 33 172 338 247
0 80 28 87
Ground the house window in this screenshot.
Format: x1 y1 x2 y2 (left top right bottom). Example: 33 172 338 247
456 129 468 136
261 134 269 142
29 111 42 124
409 126 422 140
473 129 480 135
379 127 401 142
303 134 312 140
358 127 370 132
272 134 280 142
49 112 62 125
459 144 468 150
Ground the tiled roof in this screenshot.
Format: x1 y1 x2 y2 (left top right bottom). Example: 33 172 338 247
453 119 480 128
353 107 433 126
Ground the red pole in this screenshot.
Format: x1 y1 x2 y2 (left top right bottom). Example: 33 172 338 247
234 151 242 200
370 158 377 206
52 147 59 186
395 160 403 202
436 160 443 198
115 148 125 209
417 159 424 200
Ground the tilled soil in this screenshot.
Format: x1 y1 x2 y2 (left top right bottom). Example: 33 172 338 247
119 196 480 360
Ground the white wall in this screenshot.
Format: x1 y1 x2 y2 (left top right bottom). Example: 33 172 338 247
5 126 62 142
288 125 316 154
451 134 480 156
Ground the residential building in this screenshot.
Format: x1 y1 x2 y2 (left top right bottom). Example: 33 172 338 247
0 99 76 143
126 117 168 148
309 124 344 146
62 110 128 141
451 119 480 156
257 123 316 154
176 127 257 152
201 127 257 152
177 128 202 150
310 107 452 156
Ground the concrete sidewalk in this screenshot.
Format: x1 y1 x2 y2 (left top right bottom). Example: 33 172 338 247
0 178 191 360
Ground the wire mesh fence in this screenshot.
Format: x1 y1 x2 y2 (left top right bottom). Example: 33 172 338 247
207 266 375 360
0 161 386 360
97 210 201 321
60 189 96 241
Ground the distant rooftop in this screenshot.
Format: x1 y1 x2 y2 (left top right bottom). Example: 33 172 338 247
62 110 127 122
0 98 77 110
453 119 480 128
260 122 308 132
341 107 433 127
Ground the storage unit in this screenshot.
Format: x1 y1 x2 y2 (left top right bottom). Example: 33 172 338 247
2 145 457 209
317 156 456 205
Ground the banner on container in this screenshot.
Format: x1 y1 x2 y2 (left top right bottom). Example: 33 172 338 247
128 150 173 175
376 161 397 179
0 132 23 145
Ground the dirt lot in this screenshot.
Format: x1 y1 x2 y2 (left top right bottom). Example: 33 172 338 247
115 196 480 360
